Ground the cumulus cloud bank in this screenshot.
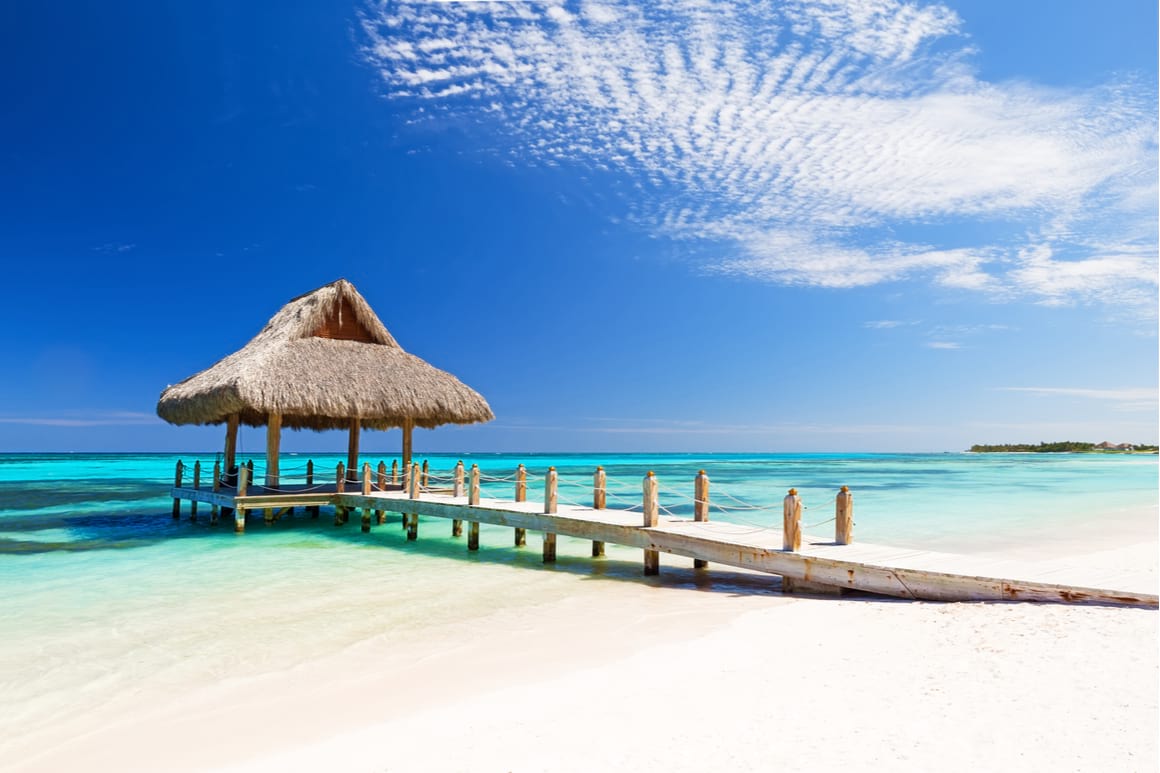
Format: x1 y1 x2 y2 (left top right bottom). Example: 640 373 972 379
361 0 1157 310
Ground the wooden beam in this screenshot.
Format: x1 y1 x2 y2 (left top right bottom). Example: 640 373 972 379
836 486 854 545
172 460 183 519
643 471 659 575
401 418 414 474
347 418 360 482
223 414 239 476
694 470 709 569
543 468 558 563
514 464 527 546
191 461 201 522
591 467 606 557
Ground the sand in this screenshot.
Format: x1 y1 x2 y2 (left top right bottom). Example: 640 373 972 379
7 540 1157 773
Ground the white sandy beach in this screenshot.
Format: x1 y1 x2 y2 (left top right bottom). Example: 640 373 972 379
7 533 1156 773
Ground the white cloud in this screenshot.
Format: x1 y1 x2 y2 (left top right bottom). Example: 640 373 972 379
997 387 1158 411
361 0 1157 311
925 341 959 350
0 411 161 427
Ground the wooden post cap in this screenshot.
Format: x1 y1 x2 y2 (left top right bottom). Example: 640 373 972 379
698 469 706 475
840 485 850 492
549 466 555 471
647 470 654 477
596 465 603 471
788 488 797 495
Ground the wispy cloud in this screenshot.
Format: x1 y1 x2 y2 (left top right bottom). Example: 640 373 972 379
361 0 1157 313
0 411 161 427
997 386 1158 412
925 341 959 350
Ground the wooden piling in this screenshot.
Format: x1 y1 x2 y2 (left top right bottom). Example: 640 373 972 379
362 507 372 533
781 488 802 592
467 464 480 548
377 461 387 490
211 460 221 523
543 467 558 563
643 471 659 575
235 465 248 533
172 460 184 519
406 462 420 540
591 466 606 557
836 486 854 545
514 464 527 546
190 461 201 521
782 488 802 552
306 460 319 518
693 470 709 568
362 463 372 496
452 461 465 536
421 460 429 488
391 459 399 486
335 463 346 525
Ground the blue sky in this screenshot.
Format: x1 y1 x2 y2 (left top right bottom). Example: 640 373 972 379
0 0 1156 453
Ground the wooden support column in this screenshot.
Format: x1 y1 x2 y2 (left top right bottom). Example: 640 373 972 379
421 460 429 488
452 461 465 537
694 470 709 568
211 460 221 523
347 418 360 482
591 466 606 557
266 413 282 489
172 460 183 519
235 465 248 533
782 488 802 593
360 463 373 533
836 486 854 545
467 464 480 550
407 463 420 540
401 418 414 476
543 467 558 563
391 460 399 486
375 461 387 524
514 464 527 547
335 463 347 525
306 461 319 518
191 461 201 522
643 471 659 575
401 463 412 530
223 414 239 477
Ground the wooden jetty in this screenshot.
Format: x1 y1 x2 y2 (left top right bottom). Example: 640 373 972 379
169 459 1158 609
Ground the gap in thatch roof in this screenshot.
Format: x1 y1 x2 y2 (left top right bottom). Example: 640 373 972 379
312 295 376 343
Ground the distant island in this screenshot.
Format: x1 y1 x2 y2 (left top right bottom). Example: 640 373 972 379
969 442 1159 454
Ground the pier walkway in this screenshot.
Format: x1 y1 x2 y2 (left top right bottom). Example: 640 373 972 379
169 460 1157 608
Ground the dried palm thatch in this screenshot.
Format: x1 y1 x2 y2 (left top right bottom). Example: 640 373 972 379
156 279 493 431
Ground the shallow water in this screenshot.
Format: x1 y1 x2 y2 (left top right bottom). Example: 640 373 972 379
0 451 1155 763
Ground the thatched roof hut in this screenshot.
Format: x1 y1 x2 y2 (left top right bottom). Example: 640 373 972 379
157 278 493 484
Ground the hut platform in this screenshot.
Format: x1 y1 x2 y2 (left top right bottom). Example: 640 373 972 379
169 478 1157 609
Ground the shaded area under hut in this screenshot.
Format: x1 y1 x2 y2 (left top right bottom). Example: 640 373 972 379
156 278 493 489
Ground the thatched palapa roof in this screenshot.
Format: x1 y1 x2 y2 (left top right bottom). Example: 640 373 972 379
156 279 493 431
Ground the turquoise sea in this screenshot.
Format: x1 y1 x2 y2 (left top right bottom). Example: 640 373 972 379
0 451 1156 763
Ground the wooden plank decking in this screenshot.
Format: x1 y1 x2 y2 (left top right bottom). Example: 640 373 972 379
170 485 1158 608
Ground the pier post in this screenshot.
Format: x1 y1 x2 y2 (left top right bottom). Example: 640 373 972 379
375 461 387 524
401 463 412 530
211 460 221 523
643 471 659 575
694 470 710 568
235 465 248 533
391 459 399 486
172 460 184 519
543 467 558 563
360 463 373 533
421 460 429 488
452 461 465 537
591 467 606 557
468 464 480 550
191 461 201 522
407 463 420 540
306 460 319 518
335 463 347 525
782 488 803 593
836 486 854 545
514 464 527 547
782 488 802 552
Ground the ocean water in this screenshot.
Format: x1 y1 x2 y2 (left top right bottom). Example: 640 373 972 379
0 451 1155 763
